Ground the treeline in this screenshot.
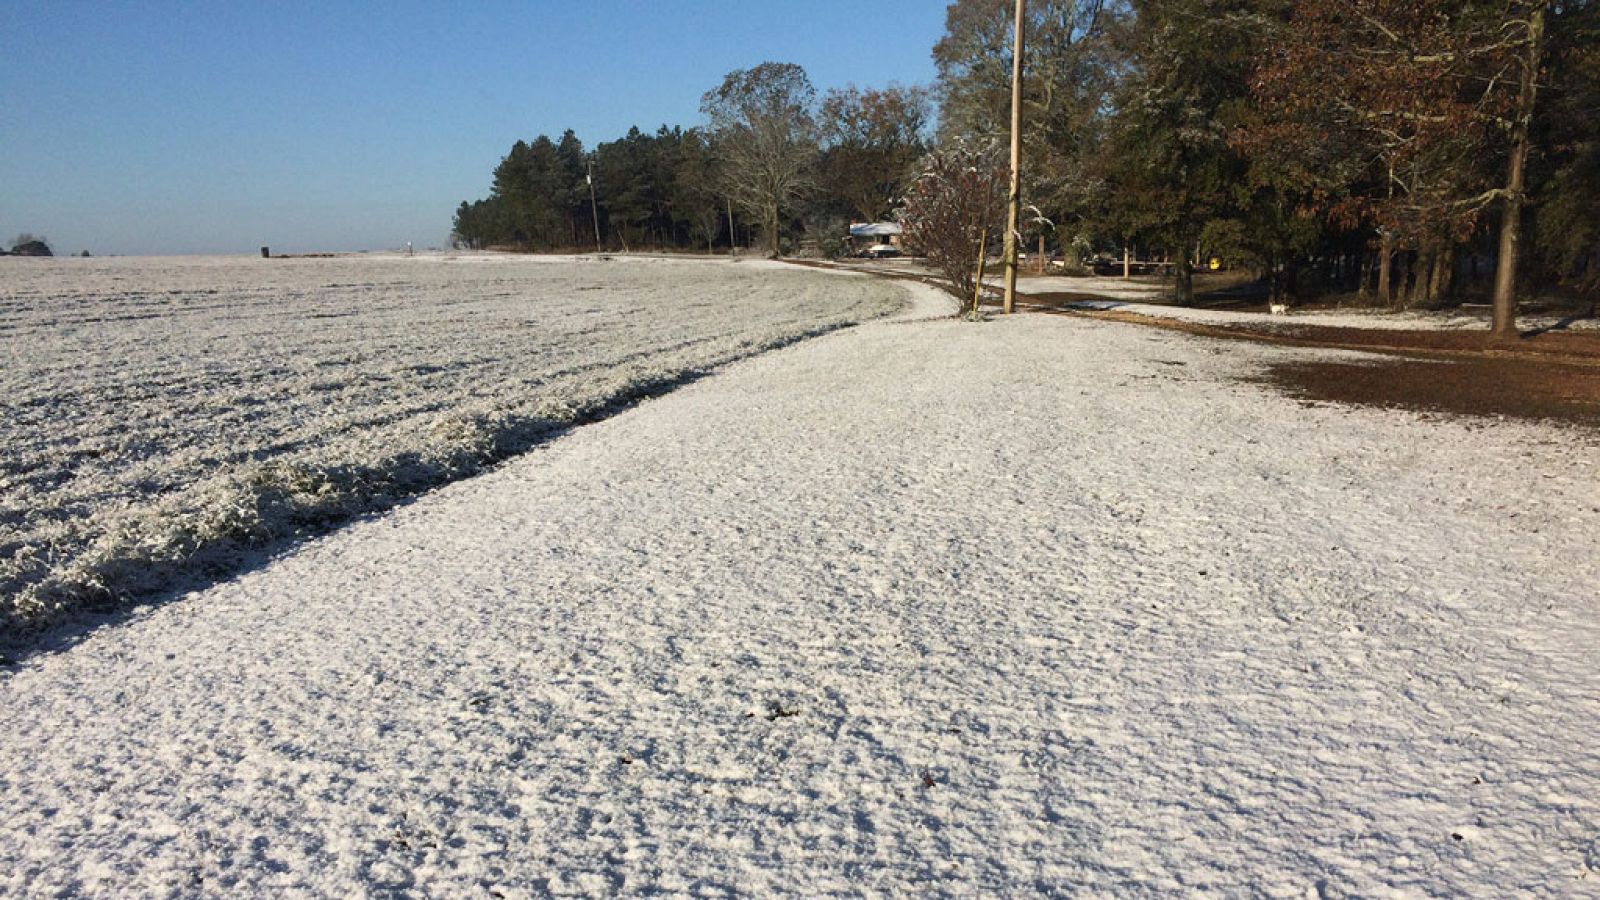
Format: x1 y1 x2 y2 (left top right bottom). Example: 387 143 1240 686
455 0 1597 320
452 76 932 258
932 0 1599 322
1 234 54 257
453 127 716 253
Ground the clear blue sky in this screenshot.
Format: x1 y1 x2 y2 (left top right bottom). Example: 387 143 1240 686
0 1 949 256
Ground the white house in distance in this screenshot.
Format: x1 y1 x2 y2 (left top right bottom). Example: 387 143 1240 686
847 222 904 257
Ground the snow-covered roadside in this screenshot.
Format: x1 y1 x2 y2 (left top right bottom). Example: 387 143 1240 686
2 285 1597 895
1010 271 1597 332
1055 296 1600 332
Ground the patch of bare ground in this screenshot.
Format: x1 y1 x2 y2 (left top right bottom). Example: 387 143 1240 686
1264 356 1600 427
1034 301 1600 428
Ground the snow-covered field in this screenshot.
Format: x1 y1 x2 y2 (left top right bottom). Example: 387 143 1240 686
0 254 902 640
2 280 1597 895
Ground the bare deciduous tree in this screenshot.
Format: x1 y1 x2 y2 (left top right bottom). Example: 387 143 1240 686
1251 0 1557 325
900 141 1009 314
701 62 819 257
819 84 933 223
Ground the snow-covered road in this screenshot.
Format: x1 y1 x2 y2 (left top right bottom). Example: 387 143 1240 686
3 280 1598 896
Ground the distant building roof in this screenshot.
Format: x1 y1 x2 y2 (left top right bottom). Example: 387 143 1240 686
849 222 903 238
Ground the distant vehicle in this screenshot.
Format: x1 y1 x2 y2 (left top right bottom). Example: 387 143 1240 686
861 243 901 259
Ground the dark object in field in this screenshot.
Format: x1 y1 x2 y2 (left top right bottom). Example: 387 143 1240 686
261 246 270 258
11 240 52 257
745 700 800 721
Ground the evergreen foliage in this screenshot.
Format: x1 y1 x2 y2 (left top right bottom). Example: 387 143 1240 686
452 65 930 257
451 4 1596 314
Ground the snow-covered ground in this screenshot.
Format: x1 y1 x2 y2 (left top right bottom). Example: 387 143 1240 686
1053 295 1600 332
0 254 901 638
2 277 1597 895
1023 277 1598 332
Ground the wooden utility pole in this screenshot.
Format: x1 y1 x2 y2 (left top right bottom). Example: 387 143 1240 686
1002 0 1026 315
587 162 603 254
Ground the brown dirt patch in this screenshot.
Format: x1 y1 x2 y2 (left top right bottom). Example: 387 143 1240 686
1264 356 1600 427
1037 304 1600 428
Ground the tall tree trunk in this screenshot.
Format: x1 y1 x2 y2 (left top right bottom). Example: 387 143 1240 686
1378 232 1394 306
1431 244 1454 305
1122 243 1131 279
1175 255 1194 306
765 202 780 257
1418 246 1438 306
1493 1 1547 338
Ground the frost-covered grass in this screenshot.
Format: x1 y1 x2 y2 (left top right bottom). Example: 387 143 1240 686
0 253 902 639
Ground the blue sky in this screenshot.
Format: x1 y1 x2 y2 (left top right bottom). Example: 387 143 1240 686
0 1 949 255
